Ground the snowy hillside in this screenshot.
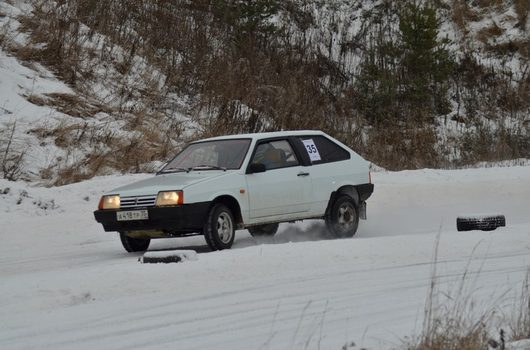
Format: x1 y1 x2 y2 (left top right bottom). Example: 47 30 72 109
1 166 529 349
0 1 193 184
1 0 530 183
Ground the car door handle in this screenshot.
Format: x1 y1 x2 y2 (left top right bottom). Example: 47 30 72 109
297 172 310 177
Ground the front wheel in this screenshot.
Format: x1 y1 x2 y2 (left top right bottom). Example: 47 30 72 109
325 195 359 238
203 204 236 251
119 232 151 252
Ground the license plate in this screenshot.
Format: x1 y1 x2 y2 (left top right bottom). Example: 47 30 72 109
117 210 149 221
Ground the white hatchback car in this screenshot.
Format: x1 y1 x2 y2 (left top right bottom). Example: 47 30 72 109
94 130 374 252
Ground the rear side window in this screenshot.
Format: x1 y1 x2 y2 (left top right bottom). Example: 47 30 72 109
299 136 350 165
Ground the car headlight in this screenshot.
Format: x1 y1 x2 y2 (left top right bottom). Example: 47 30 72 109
156 191 183 206
98 195 120 210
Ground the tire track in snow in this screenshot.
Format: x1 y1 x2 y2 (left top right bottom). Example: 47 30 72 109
3 246 527 350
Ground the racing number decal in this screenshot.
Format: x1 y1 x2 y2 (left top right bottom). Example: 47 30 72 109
302 139 321 162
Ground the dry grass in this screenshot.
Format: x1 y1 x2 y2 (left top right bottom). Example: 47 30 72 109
363 125 441 171
29 121 111 148
477 21 505 43
514 0 529 30
510 271 530 342
404 311 491 350
485 38 530 58
452 1 481 33
0 122 27 181
44 93 112 119
402 232 493 350
28 114 179 185
0 11 8 48
9 44 42 62
24 93 47 107
401 239 530 350
474 0 504 10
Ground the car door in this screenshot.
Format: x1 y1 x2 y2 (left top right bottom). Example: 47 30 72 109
296 135 353 215
245 139 312 220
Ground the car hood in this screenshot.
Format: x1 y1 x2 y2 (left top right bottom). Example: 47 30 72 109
108 171 232 197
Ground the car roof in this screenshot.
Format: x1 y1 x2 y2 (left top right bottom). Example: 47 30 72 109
196 130 326 142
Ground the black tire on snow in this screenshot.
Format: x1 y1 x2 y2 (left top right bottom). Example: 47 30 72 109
203 203 236 251
119 232 151 252
248 223 279 238
325 194 359 238
456 215 506 232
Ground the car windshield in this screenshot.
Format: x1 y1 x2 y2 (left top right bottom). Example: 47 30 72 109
160 139 251 172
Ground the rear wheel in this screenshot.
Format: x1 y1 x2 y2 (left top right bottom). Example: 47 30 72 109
203 204 236 251
248 223 279 238
325 195 359 238
119 232 151 252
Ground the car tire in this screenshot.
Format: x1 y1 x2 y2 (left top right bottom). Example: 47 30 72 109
456 215 506 232
248 223 279 238
325 194 359 238
203 203 236 251
119 232 151 252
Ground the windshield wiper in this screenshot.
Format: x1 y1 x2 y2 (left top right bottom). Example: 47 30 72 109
190 165 227 171
159 167 190 174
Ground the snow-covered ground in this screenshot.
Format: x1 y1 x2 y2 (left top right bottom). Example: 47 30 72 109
1 166 529 349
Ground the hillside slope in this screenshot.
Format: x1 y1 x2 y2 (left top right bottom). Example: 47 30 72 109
0 0 529 184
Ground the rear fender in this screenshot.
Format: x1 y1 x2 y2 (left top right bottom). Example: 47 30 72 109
325 185 370 220
325 185 359 215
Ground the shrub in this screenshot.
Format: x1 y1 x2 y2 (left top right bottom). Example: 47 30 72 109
0 122 26 181
514 0 529 30
510 271 530 341
9 0 530 182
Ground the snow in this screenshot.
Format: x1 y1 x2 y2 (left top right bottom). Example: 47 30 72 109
509 339 530 350
0 1 529 348
1 166 530 349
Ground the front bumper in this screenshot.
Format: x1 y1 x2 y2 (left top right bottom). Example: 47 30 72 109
93 202 211 235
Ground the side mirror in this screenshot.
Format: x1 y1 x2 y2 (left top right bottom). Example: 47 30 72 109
248 163 266 174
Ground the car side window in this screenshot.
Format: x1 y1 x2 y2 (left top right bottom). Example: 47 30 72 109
299 136 350 164
251 140 299 170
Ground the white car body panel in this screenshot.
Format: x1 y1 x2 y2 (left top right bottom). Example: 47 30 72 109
109 172 228 197
245 165 311 222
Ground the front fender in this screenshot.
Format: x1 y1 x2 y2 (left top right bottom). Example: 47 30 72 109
184 173 250 224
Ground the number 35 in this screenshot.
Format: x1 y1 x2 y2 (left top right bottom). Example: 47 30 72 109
306 145 317 153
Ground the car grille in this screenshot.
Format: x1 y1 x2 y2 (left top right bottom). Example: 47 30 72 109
120 195 157 209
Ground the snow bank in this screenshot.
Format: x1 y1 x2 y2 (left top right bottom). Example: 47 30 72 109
508 339 530 350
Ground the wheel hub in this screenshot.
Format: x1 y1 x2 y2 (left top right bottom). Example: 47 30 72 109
217 212 233 243
337 204 355 231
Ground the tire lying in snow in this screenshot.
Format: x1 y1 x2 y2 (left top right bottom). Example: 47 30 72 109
456 215 506 232
140 250 198 264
